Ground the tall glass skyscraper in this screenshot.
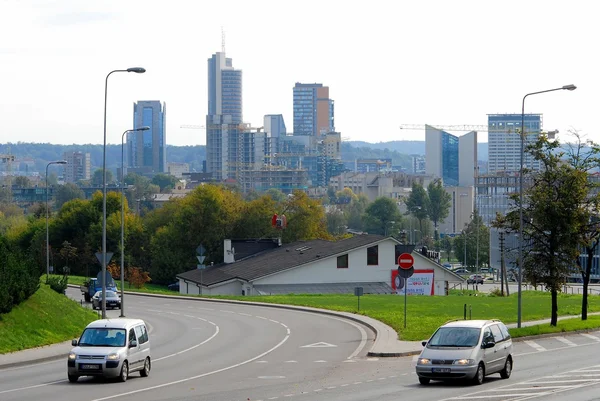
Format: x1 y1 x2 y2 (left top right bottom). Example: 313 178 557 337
488 113 542 174
128 100 166 174
293 83 334 136
425 125 477 187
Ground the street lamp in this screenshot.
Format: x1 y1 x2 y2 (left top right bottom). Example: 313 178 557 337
119 126 149 317
517 84 576 328
46 160 67 281
101 67 145 319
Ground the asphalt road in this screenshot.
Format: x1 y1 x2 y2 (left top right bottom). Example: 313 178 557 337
1 289 600 401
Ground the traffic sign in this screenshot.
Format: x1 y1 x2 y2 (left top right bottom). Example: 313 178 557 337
95 252 114 266
196 244 206 256
398 253 414 269
197 255 206 264
397 266 414 278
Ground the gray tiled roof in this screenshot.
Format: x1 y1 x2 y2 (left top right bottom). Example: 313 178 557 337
177 234 388 286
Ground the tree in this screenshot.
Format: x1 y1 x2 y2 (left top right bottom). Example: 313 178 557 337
405 182 429 235
14 175 31 188
127 266 151 289
427 179 452 241
59 240 77 274
151 173 179 193
345 193 369 231
503 135 590 326
326 208 348 236
363 197 403 235
56 183 85 209
440 235 453 262
92 168 113 186
265 188 287 203
280 191 330 243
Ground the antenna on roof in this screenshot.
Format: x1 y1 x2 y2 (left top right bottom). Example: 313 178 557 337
221 26 226 53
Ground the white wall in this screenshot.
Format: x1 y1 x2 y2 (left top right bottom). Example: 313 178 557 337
179 278 243 296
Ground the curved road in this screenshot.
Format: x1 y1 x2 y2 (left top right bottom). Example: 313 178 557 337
2 289 600 400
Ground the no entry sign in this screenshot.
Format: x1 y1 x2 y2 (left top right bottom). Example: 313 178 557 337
398 253 414 269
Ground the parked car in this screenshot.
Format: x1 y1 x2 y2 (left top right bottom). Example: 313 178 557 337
91 290 121 310
167 282 180 291
416 319 513 385
68 318 151 382
467 274 484 285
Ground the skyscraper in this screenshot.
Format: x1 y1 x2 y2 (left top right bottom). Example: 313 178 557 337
128 100 166 174
487 113 542 174
206 52 244 180
425 125 477 187
62 151 91 183
293 83 334 136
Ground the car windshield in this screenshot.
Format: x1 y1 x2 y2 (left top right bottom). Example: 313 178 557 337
94 291 117 299
78 328 126 347
428 327 480 347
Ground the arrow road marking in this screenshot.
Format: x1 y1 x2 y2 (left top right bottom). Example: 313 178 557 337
300 342 337 348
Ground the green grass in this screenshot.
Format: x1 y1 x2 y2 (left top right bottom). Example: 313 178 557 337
65 275 179 296
62 275 600 341
0 283 98 354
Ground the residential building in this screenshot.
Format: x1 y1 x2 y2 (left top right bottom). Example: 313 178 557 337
293 83 334 137
129 100 167 174
62 151 91 183
329 171 432 202
487 113 542 174
425 125 477 187
167 162 190 178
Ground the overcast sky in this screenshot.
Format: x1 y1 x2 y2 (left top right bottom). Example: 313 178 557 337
0 0 596 147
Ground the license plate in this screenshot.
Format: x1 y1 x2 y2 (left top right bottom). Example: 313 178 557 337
81 364 100 370
432 368 451 373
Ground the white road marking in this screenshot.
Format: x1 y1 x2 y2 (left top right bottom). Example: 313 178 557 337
284 394 294 397
255 360 268 363
284 360 298 363
553 336 577 346
220 310 235 313
0 380 65 395
91 330 291 401
314 360 327 363
367 357 379 361
340 384 349 387
153 324 219 362
238 312 252 316
581 333 600 341
354 381 362 385
258 376 285 379
343 360 356 363
524 340 547 352
256 316 268 320
301 342 337 348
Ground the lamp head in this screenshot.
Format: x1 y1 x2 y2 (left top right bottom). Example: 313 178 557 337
57 160 68 165
562 84 577 91
127 67 146 74
137 126 151 131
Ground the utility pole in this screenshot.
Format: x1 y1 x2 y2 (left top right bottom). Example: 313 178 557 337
499 231 506 296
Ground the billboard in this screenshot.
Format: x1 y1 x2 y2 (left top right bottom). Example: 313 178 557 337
391 269 434 296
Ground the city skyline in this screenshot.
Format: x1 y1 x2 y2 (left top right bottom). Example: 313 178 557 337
0 0 596 147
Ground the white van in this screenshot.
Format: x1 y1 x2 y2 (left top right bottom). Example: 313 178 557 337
67 318 151 383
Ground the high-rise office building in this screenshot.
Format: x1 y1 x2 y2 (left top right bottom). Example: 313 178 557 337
128 100 166 174
206 52 244 180
62 151 91 183
487 113 542 174
425 125 477 187
293 83 334 136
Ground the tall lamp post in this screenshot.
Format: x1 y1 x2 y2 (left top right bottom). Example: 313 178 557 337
101 67 145 319
119 126 149 317
517 84 576 328
46 160 68 281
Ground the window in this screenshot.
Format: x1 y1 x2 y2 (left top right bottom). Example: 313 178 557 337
337 254 348 268
490 324 504 343
129 328 137 344
134 324 149 344
498 323 511 340
367 245 378 265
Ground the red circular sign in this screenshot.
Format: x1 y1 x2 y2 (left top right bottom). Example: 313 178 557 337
398 253 414 269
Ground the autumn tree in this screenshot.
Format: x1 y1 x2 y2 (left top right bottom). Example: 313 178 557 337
127 266 151 289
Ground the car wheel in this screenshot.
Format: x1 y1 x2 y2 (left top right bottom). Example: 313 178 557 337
68 374 79 383
500 357 512 379
119 361 128 382
472 363 485 385
140 357 151 377
418 377 430 385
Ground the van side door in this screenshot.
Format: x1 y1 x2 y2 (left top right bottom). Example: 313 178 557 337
489 324 508 373
134 324 150 368
128 328 141 371
481 327 500 372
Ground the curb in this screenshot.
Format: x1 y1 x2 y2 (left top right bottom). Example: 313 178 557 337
0 350 69 370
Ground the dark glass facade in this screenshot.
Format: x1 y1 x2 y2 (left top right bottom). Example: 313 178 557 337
441 132 459 186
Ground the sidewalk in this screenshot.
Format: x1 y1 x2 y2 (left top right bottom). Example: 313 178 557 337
2 289 600 368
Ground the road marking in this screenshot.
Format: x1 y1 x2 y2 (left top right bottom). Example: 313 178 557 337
343 360 356 363
0 380 65 395
258 376 285 379
153 323 219 362
238 312 252 316
340 384 349 387
554 336 577 346
284 360 298 363
256 316 268 320
313 389 322 392
284 394 294 397
326 386 337 389
367 357 379 361
91 328 290 401
255 360 268 363
354 381 362 384
301 342 337 348
220 310 235 313
581 333 600 341
524 340 547 352
314 360 327 363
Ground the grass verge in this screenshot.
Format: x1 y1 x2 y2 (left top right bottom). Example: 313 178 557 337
0 282 98 354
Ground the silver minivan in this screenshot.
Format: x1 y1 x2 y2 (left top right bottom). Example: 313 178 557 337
416 319 513 385
67 318 151 382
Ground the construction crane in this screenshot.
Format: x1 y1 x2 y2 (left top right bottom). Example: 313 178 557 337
399 124 489 132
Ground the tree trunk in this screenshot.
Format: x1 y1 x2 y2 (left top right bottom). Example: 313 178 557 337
551 288 558 326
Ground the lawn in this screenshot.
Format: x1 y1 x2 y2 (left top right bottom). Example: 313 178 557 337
0 282 98 353
65 274 178 296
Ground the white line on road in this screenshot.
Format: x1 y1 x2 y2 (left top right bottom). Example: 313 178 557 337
284 360 297 363
581 333 600 341
91 330 291 401
314 360 327 363
153 323 219 362
0 380 65 395
524 340 547 352
238 312 252 316
553 336 577 346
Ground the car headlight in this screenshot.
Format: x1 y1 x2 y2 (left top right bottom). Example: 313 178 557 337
417 358 431 365
453 359 475 365
68 352 77 360
107 353 120 360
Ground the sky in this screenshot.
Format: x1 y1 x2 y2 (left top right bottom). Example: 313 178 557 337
0 0 597 147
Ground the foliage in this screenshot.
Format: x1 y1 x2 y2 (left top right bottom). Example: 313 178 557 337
55 183 85 209
151 173 180 193
46 274 68 294
345 193 369 231
13 175 32 188
363 197 403 235
440 235 453 261
405 182 429 234
127 266 151 289
455 210 489 269
107 262 121 280
0 235 40 314
427 179 452 240
59 240 77 273
92 168 113 186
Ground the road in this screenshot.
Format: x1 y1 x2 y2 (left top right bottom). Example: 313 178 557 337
1 289 600 401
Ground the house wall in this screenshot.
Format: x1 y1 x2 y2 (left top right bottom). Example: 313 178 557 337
179 278 243 296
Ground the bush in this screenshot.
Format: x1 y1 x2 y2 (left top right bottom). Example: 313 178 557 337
0 236 40 314
488 287 504 297
46 275 68 294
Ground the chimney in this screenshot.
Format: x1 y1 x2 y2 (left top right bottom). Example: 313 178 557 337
224 239 235 264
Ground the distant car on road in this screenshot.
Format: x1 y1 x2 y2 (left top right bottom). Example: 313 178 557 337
167 282 180 291
442 263 452 269
416 319 513 385
453 268 471 274
91 290 121 310
467 274 484 285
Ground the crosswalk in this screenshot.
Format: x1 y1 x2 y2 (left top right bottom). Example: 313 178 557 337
515 330 600 356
